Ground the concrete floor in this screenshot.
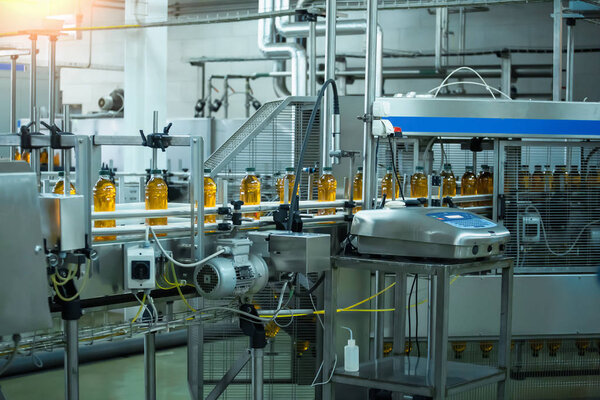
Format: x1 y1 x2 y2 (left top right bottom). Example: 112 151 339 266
0 347 190 400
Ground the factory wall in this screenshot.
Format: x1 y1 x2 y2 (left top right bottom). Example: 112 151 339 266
1 1 599 127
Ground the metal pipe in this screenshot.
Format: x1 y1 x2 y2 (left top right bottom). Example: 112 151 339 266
552 0 563 101
245 78 251 118
251 348 264 400
64 319 79 400
272 60 291 97
566 19 575 102
322 0 337 168
258 0 307 96
376 26 383 96
30 34 37 124
48 36 57 175
144 332 156 400
362 0 379 210
309 19 317 96
152 111 158 170
63 105 71 190
223 76 229 118
9 54 17 159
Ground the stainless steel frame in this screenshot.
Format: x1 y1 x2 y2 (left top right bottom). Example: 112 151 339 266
325 256 513 400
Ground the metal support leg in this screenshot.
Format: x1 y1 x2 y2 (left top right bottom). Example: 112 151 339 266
49 35 57 172
432 269 449 400
144 332 156 400
206 351 251 400
497 264 514 400
187 298 204 400
500 52 512 99
29 34 37 124
393 272 407 357
64 319 79 400
373 271 385 360
223 76 229 119
309 19 317 96
322 267 337 400
251 348 264 400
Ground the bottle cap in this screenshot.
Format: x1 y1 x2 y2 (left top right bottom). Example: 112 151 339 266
357 167 363 172
323 167 332 172
465 165 473 171
443 163 452 170
58 171 65 177
534 165 542 170
348 339 356 346
386 166 393 172
246 167 256 172
285 167 295 172
415 166 424 171
150 169 162 174
544 164 551 168
204 168 211 174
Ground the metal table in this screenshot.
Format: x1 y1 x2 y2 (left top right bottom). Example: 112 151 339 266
322 255 513 400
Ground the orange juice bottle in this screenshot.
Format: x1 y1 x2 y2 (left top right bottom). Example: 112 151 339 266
52 171 76 195
441 163 457 199
461 166 477 207
93 168 116 241
317 167 337 215
410 166 428 198
353 167 363 212
204 168 217 223
553 165 568 191
279 167 297 203
568 165 581 191
240 167 261 220
145 169 168 236
531 165 544 192
381 166 400 200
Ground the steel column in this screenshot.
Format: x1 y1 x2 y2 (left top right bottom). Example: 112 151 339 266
251 348 264 400
30 34 37 124
392 272 407 357
432 269 449 400
223 76 229 119
9 55 18 159
49 35 58 172
187 298 204 400
497 265 514 400
552 0 563 101
309 19 317 96
361 0 379 210
245 78 251 118
152 111 158 171
322 0 337 168
373 271 385 359
500 53 511 98
64 319 79 400
322 267 337 400
565 19 575 102
144 332 156 400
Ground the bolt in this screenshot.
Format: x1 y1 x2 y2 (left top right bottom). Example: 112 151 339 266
34 245 42 254
193 139 198 143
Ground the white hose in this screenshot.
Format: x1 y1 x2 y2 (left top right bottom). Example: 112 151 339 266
149 226 224 267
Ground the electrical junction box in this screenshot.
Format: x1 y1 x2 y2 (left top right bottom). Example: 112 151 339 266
124 245 156 290
522 214 541 243
39 194 86 252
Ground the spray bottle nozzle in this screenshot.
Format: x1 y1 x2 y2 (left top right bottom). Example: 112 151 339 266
341 326 355 345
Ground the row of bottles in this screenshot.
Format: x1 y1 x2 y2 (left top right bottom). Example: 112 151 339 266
14 148 60 166
512 164 600 192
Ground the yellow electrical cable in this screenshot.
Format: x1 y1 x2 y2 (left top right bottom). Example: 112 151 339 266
52 261 91 302
341 281 396 311
131 294 147 323
171 263 197 312
52 265 78 286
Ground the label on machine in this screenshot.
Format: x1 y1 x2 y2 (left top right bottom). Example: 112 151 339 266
427 211 497 229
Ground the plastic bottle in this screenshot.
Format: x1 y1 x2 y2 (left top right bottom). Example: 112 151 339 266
553 165 568 191
476 165 493 206
342 326 359 372
410 166 428 198
93 168 116 241
145 169 168 236
40 149 48 164
278 167 297 203
353 167 363 212
22 151 31 164
518 165 531 190
531 165 544 192
588 165 600 188
274 172 283 201
441 163 457 198
13 149 21 161
52 171 76 195
53 152 60 167
568 165 581 191
543 165 554 191
318 167 337 215
240 167 261 220
381 166 399 200
204 168 217 223
461 166 477 207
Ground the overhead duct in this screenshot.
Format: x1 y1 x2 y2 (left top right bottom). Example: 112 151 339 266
258 0 307 96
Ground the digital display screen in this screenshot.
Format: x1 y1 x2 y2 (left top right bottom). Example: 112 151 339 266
427 211 497 229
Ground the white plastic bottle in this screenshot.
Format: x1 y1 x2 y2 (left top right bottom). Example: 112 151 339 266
342 326 359 372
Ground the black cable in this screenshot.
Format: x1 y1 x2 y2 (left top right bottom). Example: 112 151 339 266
288 79 339 231
306 273 325 295
415 274 420 358
407 276 416 356
387 135 406 202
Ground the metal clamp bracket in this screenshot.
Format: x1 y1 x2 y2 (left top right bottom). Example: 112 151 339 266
140 122 173 152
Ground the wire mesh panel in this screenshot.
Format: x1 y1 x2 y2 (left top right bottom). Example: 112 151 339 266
501 141 600 273
210 99 320 204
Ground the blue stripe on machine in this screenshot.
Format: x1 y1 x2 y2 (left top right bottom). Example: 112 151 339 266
383 116 600 136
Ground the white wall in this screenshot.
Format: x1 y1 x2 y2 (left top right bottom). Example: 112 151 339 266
2 2 599 121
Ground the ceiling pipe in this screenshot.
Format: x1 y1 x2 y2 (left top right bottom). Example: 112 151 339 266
258 0 307 96
274 0 383 96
